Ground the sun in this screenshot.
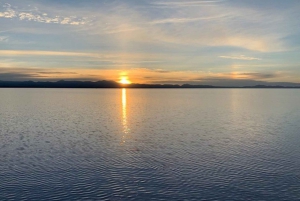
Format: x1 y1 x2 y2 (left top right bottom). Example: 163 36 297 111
119 76 131 85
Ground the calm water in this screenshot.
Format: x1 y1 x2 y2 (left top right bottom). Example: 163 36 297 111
0 89 300 201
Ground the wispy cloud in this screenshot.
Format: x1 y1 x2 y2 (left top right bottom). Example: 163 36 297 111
0 3 89 25
150 15 225 24
152 1 224 7
0 50 164 66
1 1 288 52
0 50 92 57
0 71 84 81
236 72 278 79
0 36 9 42
84 1 286 52
220 55 262 61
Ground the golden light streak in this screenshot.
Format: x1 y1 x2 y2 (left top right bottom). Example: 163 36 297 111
121 88 130 144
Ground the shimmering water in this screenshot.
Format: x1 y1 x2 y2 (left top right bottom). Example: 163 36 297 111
0 89 300 201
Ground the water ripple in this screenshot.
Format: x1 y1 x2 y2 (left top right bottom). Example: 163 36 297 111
0 89 300 200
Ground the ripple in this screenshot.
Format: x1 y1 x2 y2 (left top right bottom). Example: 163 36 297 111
0 89 300 200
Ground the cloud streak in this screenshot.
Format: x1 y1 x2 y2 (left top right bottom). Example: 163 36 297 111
0 50 165 67
0 50 93 57
0 36 8 42
220 55 262 61
150 15 225 24
152 1 224 7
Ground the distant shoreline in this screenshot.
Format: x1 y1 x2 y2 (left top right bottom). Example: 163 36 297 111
1 80 300 88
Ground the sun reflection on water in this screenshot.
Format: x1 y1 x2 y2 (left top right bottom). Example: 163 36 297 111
121 88 130 143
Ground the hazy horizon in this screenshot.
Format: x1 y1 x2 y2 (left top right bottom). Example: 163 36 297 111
1 79 300 87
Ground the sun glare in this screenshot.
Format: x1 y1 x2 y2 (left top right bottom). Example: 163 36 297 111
119 76 131 85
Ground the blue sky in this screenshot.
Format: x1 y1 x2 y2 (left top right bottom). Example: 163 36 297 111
0 0 300 86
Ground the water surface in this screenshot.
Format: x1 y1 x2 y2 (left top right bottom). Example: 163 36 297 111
0 89 299 200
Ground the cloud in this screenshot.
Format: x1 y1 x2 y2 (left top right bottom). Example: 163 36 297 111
194 72 281 81
152 1 224 7
0 68 104 81
155 69 171 73
0 50 150 58
2 1 290 52
0 3 17 18
230 72 279 79
0 3 89 25
0 50 93 57
0 36 9 42
119 68 285 84
150 15 225 24
220 55 261 61
0 72 95 81
83 1 286 52
0 72 31 80
0 50 166 71
36 72 78 75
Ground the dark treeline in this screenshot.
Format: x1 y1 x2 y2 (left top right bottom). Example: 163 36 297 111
0 80 299 88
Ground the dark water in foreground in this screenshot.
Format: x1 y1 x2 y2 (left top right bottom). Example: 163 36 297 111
0 89 299 201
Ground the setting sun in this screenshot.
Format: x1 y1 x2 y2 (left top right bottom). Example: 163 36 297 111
119 76 131 85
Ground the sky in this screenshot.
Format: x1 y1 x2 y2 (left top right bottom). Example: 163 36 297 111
0 0 300 86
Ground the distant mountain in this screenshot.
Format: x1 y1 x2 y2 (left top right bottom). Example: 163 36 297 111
0 80 299 88
0 80 119 88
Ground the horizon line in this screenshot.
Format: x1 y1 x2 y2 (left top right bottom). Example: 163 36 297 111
0 80 300 88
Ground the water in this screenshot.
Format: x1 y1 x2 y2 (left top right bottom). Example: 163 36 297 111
0 89 299 200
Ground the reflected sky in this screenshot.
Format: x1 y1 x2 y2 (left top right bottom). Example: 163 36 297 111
0 89 299 200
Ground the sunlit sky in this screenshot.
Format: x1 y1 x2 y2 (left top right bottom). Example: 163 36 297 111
1 0 300 86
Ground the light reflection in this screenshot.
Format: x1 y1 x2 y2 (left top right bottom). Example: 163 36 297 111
121 88 130 143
